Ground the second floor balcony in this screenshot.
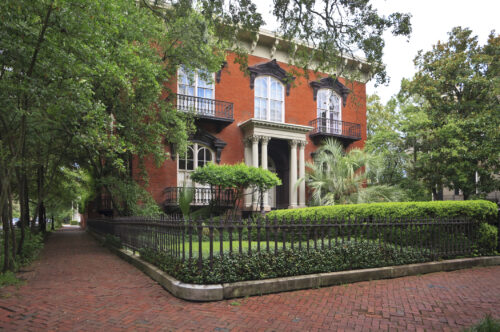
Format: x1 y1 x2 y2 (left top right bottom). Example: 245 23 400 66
176 94 234 131
309 118 362 144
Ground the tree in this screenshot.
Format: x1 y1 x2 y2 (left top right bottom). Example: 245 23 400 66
190 163 281 216
400 27 500 199
305 139 405 205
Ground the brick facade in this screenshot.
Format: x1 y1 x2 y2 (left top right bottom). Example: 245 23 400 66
134 51 367 208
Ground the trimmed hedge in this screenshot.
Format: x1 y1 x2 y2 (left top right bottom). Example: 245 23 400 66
140 240 432 284
267 200 498 224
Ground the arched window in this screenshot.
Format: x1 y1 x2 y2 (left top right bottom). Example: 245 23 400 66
177 143 215 187
254 76 284 122
317 89 342 134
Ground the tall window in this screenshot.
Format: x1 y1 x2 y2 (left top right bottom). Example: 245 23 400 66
177 67 215 115
254 76 284 122
177 143 214 187
317 89 342 134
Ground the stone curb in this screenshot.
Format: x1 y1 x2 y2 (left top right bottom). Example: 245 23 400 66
88 230 500 302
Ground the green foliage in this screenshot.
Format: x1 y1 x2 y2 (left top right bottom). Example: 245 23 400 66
474 223 498 255
365 94 432 201
69 220 79 226
99 176 162 217
0 271 23 288
104 234 122 249
178 185 195 218
464 315 500 332
267 200 498 224
305 139 406 205
272 0 412 85
191 163 281 213
140 240 431 284
400 27 500 198
0 229 44 282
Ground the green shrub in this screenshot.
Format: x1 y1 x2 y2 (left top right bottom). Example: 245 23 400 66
0 271 23 288
17 231 45 266
104 234 122 249
464 315 500 332
267 200 498 224
474 223 498 255
266 200 498 255
70 220 79 225
140 240 432 284
0 229 44 287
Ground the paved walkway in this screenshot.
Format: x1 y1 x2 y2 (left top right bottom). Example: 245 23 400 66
0 228 499 331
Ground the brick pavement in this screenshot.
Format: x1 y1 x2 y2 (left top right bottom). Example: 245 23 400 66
0 227 499 331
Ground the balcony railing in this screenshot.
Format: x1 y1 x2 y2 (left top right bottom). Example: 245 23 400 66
175 94 234 122
164 187 235 208
309 118 362 141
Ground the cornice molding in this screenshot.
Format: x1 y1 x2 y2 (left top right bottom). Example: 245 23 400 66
310 77 350 107
248 59 295 96
239 118 313 134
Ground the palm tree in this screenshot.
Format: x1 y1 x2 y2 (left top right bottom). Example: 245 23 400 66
305 139 405 205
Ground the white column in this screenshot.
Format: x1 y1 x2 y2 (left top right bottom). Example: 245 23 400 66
299 140 306 207
243 138 252 208
289 140 298 208
261 136 270 210
251 135 260 208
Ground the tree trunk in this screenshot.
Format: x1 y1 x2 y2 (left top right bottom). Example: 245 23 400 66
2 199 11 272
36 165 47 232
8 190 16 261
17 173 29 255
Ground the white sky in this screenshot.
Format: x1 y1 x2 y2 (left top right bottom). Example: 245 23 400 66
254 0 500 103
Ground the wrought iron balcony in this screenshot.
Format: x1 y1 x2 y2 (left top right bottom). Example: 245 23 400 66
175 94 234 130
163 187 235 208
309 118 362 143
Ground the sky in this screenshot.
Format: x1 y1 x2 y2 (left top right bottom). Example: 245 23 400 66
254 0 500 103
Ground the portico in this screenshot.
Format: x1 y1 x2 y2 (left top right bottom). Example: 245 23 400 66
239 119 312 210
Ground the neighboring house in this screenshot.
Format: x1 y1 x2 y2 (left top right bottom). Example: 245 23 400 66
96 29 369 215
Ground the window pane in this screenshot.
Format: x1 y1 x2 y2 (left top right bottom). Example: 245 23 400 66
186 160 194 170
270 100 282 121
255 77 267 97
270 79 283 100
179 159 186 170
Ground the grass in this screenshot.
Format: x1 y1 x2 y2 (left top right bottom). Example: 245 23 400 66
180 238 349 257
464 315 500 332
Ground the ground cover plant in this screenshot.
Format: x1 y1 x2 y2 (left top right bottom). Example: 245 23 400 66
463 315 500 332
140 239 432 284
0 228 44 286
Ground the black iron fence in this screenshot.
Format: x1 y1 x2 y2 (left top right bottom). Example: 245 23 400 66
309 118 361 140
88 216 478 268
163 187 235 207
175 94 233 121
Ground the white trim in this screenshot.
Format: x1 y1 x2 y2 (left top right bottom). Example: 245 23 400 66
177 143 215 187
254 76 285 123
177 67 215 99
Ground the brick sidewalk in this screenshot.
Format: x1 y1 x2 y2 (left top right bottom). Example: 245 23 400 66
0 228 499 331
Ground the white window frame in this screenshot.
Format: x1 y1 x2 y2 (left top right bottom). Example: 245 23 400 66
177 143 215 187
254 76 285 123
317 88 342 134
177 67 216 116
177 67 215 99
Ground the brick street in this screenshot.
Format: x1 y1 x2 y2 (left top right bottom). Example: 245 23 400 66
0 227 499 331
